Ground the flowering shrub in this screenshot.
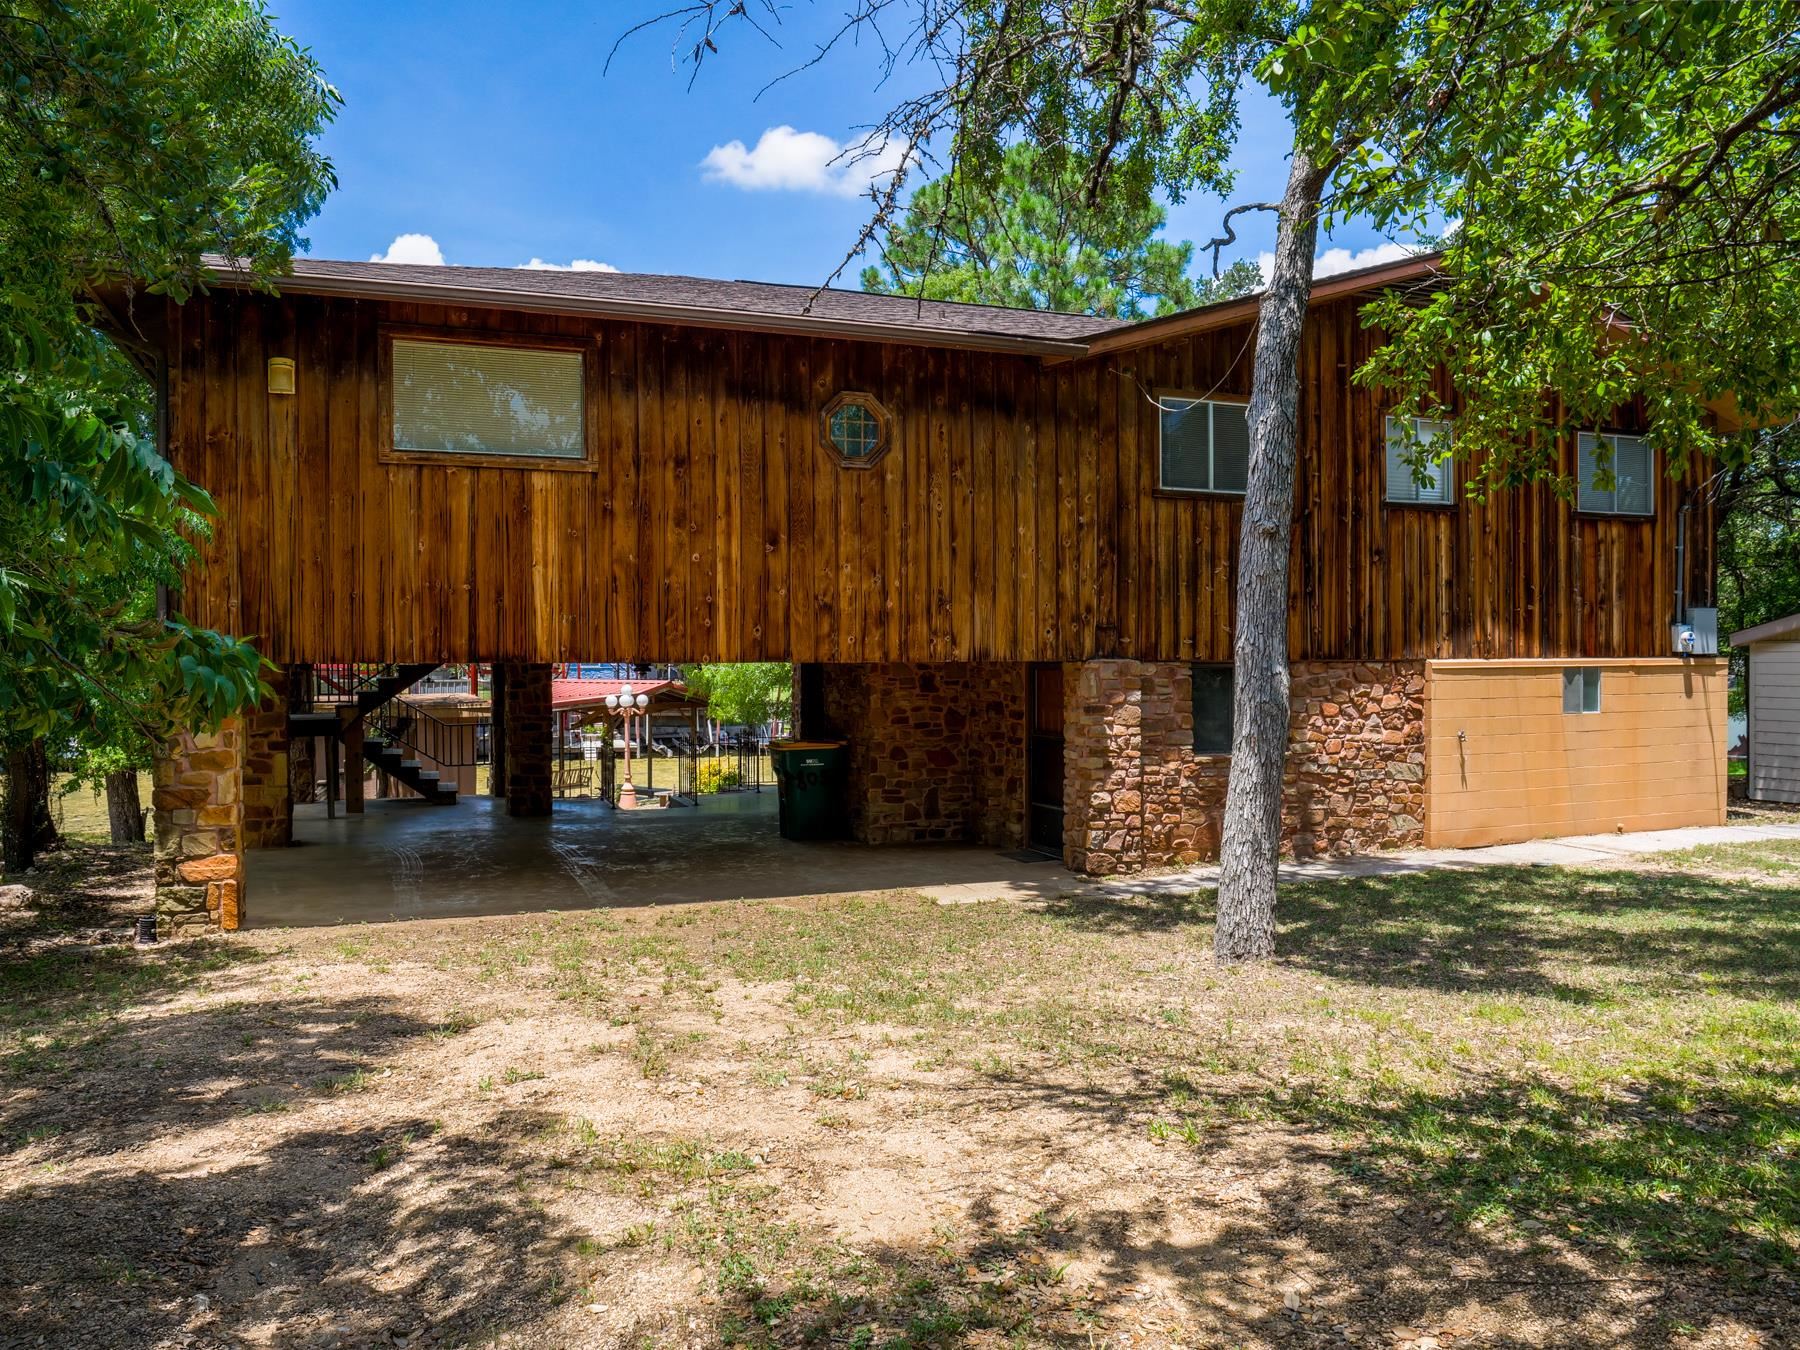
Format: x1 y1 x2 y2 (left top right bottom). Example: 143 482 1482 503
695 760 744 793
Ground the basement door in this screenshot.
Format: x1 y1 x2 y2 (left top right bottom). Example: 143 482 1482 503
1027 664 1065 853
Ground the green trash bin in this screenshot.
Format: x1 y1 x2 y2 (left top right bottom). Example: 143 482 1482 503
770 740 848 841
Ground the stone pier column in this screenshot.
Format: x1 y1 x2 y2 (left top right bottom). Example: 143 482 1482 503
152 722 246 933
499 661 553 817
242 668 293 849
1062 660 1146 876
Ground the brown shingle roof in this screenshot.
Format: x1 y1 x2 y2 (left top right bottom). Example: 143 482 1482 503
201 250 1447 358
206 256 1128 353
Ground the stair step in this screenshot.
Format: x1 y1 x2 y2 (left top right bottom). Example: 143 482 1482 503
348 715 462 806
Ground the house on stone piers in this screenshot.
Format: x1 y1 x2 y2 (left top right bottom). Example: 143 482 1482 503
102 253 1733 930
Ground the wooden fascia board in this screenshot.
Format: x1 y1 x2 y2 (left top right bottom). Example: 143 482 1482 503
1063 254 1447 364
202 269 1098 360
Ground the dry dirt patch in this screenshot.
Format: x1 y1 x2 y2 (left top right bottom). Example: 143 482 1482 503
1 842 1796 1348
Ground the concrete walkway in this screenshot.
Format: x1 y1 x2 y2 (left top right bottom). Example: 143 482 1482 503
919 819 1800 906
248 792 1065 928
246 791 1800 927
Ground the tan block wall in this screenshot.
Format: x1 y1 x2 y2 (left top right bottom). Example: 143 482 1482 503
1424 658 1727 849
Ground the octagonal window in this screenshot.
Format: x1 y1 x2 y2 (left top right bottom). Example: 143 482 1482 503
821 392 892 468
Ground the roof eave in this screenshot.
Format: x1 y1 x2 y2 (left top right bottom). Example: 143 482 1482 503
205 267 1096 359
1730 612 1800 646
1067 253 1447 363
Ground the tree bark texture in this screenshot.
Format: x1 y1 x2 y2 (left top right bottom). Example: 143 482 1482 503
2 740 58 873
291 734 317 803
104 769 144 843
1214 146 1329 964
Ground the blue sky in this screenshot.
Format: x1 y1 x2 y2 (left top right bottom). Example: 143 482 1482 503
275 0 1416 291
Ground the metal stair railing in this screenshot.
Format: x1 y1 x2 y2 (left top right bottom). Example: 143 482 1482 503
367 698 486 770
306 663 401 709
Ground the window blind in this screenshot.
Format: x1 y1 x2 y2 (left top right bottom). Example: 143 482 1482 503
1577 432 1653 516
1385 416 1454 504
392 339 585 460
1159 398 1249 494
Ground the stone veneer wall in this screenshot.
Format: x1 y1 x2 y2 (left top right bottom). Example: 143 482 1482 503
1064 659 1426 875
821 663 1026 847
152 721 246 933
242 666 293 849
500 661 553 817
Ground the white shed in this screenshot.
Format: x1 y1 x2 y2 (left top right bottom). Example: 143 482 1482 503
1733 612 1800 804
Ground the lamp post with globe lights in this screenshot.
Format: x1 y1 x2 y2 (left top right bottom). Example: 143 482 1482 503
604 685 651 807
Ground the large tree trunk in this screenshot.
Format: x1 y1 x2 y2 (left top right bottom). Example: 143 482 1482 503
1214 146 1329 964
104 769 144 843
2 739 58 873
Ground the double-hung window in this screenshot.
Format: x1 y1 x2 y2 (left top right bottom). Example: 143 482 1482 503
1159 396 1250 495
1576 432 1654 516
387 334 588 465
1384 415 1455 505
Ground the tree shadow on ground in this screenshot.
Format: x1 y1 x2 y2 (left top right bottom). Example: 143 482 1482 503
0 1106 585 1347
831 1057 1799 1348
0 973 599 1348
0 841 154 944
0 988 436 1162
1042 865 1800 1003
0 934 270 1087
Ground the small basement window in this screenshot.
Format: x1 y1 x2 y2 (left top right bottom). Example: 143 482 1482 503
822 392 892 468
1577 432 1654 516
390 336 585 462
1160 396 1249 495
1562 667 1602 714
1191 663 1234 754
1385 415 1455 505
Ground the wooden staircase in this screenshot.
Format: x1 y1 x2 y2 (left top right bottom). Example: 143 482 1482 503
289 663 460 807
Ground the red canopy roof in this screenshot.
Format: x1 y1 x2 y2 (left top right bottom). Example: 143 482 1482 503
550 677 708 714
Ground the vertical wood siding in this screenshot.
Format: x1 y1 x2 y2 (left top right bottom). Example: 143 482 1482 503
161 290 1715 665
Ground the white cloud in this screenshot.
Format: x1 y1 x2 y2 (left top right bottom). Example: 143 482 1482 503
700 125 909 198
518 257 620 273
369 232 445 266
1256 240 1419 283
